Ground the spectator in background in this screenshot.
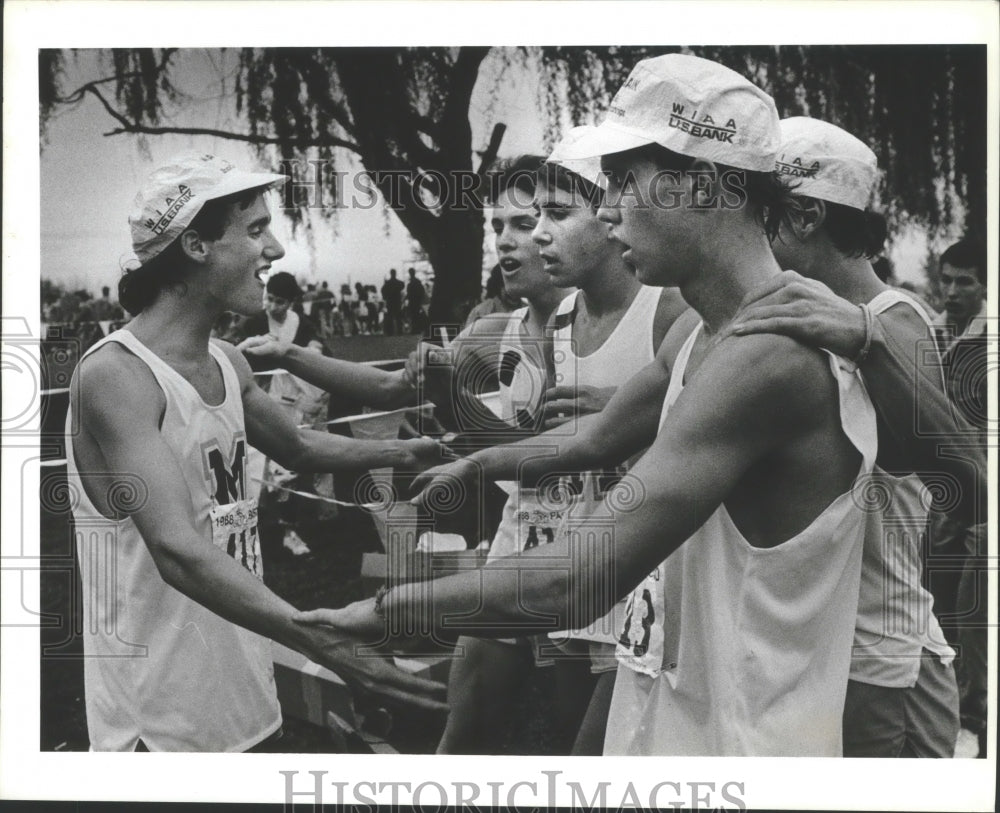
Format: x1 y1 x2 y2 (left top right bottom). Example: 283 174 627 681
463 264 523 330
339 283 356 335
236 271 329 557
313 280 335 339
381 268 405 335
406 267 427 333
354 282 370 335
90 286 125 322
365 285 380 334
928 236 988 758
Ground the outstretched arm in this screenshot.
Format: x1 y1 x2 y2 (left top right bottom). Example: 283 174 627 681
72 350 445 710
238 334 418 410
410 310 700 505
218 341 449 474
298 334 822 641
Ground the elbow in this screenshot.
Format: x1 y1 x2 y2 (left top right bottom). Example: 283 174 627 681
277 434 313 473
145 539 200 594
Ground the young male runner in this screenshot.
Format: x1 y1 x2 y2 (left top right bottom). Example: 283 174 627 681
429 154 577 754
65 153 445 752
530 128 686 753
296 55 877 756
754 117 958 757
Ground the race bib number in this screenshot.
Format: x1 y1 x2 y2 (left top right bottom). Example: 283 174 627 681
489 489 563 560
616 564 666 676
210 498 263 580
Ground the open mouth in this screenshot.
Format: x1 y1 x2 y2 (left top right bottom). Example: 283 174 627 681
499 257 522 273
255 267 271 284
539 253 558 267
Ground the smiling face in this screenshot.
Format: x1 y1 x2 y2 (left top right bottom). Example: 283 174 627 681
490 188 550 301
597 150 699 288
531 179 615 289
200 192 285 315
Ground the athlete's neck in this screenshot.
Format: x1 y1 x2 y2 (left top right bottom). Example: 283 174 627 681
681 222 782 334
578 259 642 319
798 241 887 304
127 293 220 364
525 287 563 332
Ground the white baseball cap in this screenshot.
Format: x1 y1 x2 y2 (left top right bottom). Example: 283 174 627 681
558 53 780 171
546 125 607 188
776 117 878 210
129 152 288 264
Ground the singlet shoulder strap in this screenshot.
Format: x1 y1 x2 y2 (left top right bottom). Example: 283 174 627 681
867 289 933 327
550 291 579 337
663 321 703 406
866 288 945 391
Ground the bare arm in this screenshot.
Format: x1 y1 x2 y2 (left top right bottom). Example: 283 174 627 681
74 350 444 709
299 334 823 640
410 309 700 502
238 335 417 410
728 271 985 522
218 341 447 474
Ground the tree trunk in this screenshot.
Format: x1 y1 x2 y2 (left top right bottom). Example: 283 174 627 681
423 206 485 328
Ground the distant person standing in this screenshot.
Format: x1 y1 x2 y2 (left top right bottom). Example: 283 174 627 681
313 281 335 339
406 267 427 333
381 268 405 335
338 284 356 335
90 286 125 322
353 282 370 334
928 236 988 758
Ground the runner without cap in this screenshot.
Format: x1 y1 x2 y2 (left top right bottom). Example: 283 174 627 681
294 54 879 757
65 152 445 752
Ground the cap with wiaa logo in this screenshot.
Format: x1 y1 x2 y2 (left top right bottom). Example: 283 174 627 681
558 53 780 172
129 152 287 265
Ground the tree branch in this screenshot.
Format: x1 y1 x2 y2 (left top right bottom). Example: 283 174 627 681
476 122 507 176
83 84 361 153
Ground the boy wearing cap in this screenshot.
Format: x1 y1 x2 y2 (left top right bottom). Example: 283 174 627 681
296 56 876 756
65 153 445 752
729 117 960 757
528 127 686 753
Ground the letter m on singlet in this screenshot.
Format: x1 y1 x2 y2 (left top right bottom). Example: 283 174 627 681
204 438 247 504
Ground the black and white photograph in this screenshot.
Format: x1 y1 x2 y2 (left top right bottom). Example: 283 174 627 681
2 1 996 810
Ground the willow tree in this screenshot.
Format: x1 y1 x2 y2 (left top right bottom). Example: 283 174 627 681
40 45 985 320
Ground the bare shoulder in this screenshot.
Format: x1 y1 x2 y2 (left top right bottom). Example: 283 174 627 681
702 332 837 415
211 337 255 390
656 307 703 368
877 298 935 341
73 341 164 430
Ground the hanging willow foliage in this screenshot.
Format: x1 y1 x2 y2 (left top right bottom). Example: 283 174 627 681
534 45 986 239
39 45 985 319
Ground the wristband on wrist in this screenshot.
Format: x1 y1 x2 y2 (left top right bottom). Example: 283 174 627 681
851 303 874 367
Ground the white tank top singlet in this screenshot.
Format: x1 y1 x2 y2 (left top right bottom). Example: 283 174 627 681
548 285 662 644
487 307 565 561
607 321 877 756
850 289 954 687
65 330 281 752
